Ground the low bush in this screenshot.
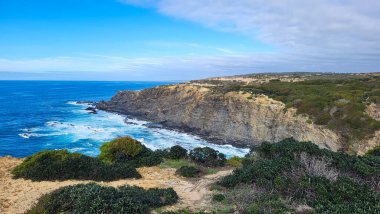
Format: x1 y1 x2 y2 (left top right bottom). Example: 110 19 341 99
226 156 243 167
366 146 380 157
176 166 201 178
296 176 380 213
159 158 196 169
99 136 164 167
245 195 294 214
99 136 147 163
256 138 380 179
137 151 164 167
11 150 141 181
212 194 226 202
161 210 209 214
206 168 218 174
217 139 380 213
189 147 226 167
28 183 178 214
168 145 188 159
222 184 267 212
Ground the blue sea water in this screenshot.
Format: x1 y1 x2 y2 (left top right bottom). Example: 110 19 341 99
0 81 249 158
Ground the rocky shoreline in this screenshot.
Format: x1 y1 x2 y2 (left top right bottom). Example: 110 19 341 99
96 84 341 151
97 98 255 149
97 105 249 149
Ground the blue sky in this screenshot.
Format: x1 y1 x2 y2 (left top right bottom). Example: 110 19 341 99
1 0 379 80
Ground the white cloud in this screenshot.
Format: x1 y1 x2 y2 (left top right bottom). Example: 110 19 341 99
119 0 380 73
3 1 379 80
1 50 375 80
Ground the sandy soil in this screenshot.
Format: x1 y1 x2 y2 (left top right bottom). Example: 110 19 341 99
0 156 231 214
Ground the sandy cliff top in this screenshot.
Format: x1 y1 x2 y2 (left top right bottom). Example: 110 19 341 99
0 156 231 214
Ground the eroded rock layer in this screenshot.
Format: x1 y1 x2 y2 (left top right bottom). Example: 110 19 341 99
98 84 342 151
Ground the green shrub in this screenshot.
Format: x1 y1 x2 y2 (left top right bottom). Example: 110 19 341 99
219 158 293 188
224 76 380 149
154 149 171 159
11 150 141 181
189 147 226 167
28 183 178 214
366 146 380 157
206 168 218 174
217 139 380 213
159 159 196 169
138 151 164 167
212 194 226 202
244 195 294 214
297 176 380 213
99 136 145 163
176 166 201 178
161 210 209 214
169 145 188 159
99 136 164 167
226 156 243 167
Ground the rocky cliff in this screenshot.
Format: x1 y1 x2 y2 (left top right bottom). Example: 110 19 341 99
97 84 342 151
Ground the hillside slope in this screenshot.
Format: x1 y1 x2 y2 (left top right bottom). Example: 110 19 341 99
97 84 341 151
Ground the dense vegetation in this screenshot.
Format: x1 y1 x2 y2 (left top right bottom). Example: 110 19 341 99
176 166 201 177
189 147 226 167
168 145 188 159
366 146 380 157
28 183 178 214
12 136 229 183
215 138 380 213
224 75 380 151
14 137 235 213
11 150 141 181
99 136 163 167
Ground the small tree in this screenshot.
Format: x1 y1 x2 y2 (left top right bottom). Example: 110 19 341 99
99 136 145 163
176 166 200 177
169 145 188 159
189 147 226 167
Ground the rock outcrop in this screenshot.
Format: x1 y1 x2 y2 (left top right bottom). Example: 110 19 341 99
357 103 380 155
97 84 342 151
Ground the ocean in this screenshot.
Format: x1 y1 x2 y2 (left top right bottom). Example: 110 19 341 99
0 81 249 158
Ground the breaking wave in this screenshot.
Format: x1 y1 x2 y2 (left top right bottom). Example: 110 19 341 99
19 101 249 157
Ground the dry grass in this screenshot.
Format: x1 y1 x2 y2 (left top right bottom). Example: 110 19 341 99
223 184 266 212
298 152 339 181
0 156 232 214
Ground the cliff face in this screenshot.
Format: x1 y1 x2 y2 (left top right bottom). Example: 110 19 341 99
97 84 342 151
357 103 380 155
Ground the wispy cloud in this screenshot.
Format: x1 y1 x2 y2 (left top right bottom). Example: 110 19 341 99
144 41 239 55
119 0 380 73
0 50 374 80
2 0 379 80
2 0 380 79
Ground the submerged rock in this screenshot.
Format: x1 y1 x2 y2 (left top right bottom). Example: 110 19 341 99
144 122 163 128
85 107 96 111
85 107 97 114
77 101 97 105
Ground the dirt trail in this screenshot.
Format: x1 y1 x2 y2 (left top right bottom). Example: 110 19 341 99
0 156 231 213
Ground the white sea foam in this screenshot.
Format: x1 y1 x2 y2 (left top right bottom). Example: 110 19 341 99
66 101 94 107
18 133 31 138
66 101 83 106
19 127 41 132
125 118 148 126
44 121 120 142
18 132 62 138
70 147 86 152
19 101 249 157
